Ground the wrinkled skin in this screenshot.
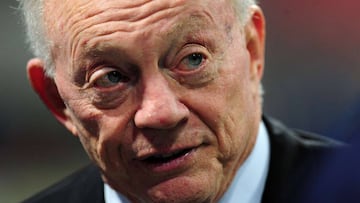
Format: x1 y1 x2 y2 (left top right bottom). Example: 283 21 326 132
27 0 265 202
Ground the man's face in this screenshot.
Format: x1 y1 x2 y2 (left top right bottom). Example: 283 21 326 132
42 0 264 202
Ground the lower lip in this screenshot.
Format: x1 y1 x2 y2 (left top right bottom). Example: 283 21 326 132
141 148 196 174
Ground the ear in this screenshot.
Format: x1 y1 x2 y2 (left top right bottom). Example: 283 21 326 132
27 58 78 136
245 5 266 82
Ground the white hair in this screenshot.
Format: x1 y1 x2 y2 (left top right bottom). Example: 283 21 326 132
233 0 258 24
18 0 55 76
19 0 258 77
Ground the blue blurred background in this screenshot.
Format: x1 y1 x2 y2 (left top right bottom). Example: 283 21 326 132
1 0 359 202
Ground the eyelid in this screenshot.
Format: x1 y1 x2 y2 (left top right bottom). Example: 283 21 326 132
88 67 115 83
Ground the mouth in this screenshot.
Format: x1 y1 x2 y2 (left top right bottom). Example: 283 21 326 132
137 147 197 173
142 148 194 164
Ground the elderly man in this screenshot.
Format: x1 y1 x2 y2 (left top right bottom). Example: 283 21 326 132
20 0 339 202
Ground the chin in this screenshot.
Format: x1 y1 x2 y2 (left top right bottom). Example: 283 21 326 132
140 173 222 203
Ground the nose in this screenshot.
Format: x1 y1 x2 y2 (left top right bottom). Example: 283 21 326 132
134 74 189 129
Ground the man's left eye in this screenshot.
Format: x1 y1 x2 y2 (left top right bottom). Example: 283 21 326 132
180 53 205 70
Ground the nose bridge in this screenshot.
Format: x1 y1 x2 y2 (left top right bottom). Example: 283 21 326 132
134 72 189 129
142 73 174 110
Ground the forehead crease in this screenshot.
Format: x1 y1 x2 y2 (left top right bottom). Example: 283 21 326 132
63 1 189 60
58 0 188 38
79 5 217 50
81 13 216 58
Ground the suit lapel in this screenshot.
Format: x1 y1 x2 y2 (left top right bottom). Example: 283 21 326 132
68 165 105 203
261 116 339 203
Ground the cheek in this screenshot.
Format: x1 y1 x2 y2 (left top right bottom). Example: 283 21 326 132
197 53 257 160
222 74 257 156
64 101 103 167
58 74 137 165
67 101 136 178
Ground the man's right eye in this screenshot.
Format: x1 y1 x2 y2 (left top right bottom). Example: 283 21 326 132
89 67 130 88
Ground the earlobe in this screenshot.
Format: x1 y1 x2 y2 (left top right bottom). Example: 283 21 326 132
245 5 266 81
27 58 78 136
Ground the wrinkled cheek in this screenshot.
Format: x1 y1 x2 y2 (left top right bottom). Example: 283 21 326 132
216 121 243 163
67 106 107 168
78 133 101 165
77 122 129 180
65 100 130 178
96 134 135 187
94 122 133 181
97 134 122 170
215 100 251 163
73 117 103 166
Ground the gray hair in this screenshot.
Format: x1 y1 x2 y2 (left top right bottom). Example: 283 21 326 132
19 0 258 77
18 0 55 76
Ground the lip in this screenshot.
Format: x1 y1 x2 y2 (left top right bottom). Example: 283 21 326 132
134 146 198 174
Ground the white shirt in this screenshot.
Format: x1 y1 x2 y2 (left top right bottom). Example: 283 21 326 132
105 122 270 203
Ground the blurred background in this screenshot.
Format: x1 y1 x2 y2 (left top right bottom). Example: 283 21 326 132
1 0 359 202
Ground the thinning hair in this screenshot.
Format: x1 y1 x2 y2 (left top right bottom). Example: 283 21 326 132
19 0 258 77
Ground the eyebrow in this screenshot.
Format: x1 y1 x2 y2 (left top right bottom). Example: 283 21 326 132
166 12 216 40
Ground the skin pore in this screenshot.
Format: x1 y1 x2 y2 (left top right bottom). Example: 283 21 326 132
28 0 265 202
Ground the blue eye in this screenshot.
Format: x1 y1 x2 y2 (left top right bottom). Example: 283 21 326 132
94 70 130 88
183 53 204 69
107 71 124 83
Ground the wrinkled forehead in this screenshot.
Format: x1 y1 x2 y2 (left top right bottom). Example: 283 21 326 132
43 0 237 36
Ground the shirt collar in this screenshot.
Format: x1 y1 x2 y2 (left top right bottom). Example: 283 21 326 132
104 184 130 203
104 121 270 203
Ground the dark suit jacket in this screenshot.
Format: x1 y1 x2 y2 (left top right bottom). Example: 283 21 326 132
22 117 341 203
